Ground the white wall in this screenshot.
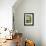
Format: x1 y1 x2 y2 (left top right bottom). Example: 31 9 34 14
41 0 46 46
13 0 41 46
0 0 16 30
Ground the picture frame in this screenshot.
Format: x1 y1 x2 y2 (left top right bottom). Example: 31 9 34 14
24 13 34 26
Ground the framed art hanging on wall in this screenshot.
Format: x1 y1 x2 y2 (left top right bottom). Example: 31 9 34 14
24 13 34 26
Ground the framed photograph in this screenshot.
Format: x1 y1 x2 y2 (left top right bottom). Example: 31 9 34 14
24 13 34 26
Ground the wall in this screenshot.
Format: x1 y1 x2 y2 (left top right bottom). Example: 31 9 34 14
0 0 16 30
41 0 46 46
13 0 41 46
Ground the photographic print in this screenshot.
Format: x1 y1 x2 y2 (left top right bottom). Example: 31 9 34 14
24 13 34 26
